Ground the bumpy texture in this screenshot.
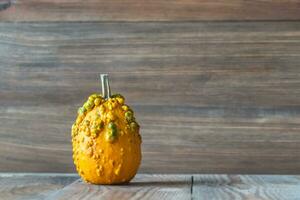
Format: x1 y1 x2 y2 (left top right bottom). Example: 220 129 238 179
71 94 142 184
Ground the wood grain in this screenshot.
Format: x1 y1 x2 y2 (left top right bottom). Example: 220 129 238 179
2 174 300 200
193 175 300 200
1 21 300 173
0 173 78 200
48 174 191 200
1 0 300 22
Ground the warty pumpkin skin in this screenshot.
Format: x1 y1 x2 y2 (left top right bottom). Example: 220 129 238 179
71 93 142 185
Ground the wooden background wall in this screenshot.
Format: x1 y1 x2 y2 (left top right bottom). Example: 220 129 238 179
1 0 300 174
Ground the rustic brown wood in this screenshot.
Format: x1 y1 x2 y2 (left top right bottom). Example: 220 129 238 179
193 175 300 200
1 0 300 22
0 173 78 200
1 21 300 173
48 174 191 200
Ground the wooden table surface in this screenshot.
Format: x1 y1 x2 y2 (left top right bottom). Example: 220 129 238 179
1 173 300 200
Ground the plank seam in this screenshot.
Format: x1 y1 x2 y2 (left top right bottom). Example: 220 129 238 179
191 175 194 200
2 19 300 24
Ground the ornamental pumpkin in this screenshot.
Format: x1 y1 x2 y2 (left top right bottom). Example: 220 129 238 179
71 74 142 185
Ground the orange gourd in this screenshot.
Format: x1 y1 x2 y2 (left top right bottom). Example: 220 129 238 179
71 75 142 184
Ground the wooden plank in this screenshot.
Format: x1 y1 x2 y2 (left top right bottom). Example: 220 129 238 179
193 175 300 200
48 174 192 200
0 173 78 200
1 21 300 173
1 0 300 22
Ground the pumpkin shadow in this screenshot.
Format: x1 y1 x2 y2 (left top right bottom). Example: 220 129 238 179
0 0 11 11
116 180 188 187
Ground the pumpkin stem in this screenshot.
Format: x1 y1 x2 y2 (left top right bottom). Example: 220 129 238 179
100 74 111 99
